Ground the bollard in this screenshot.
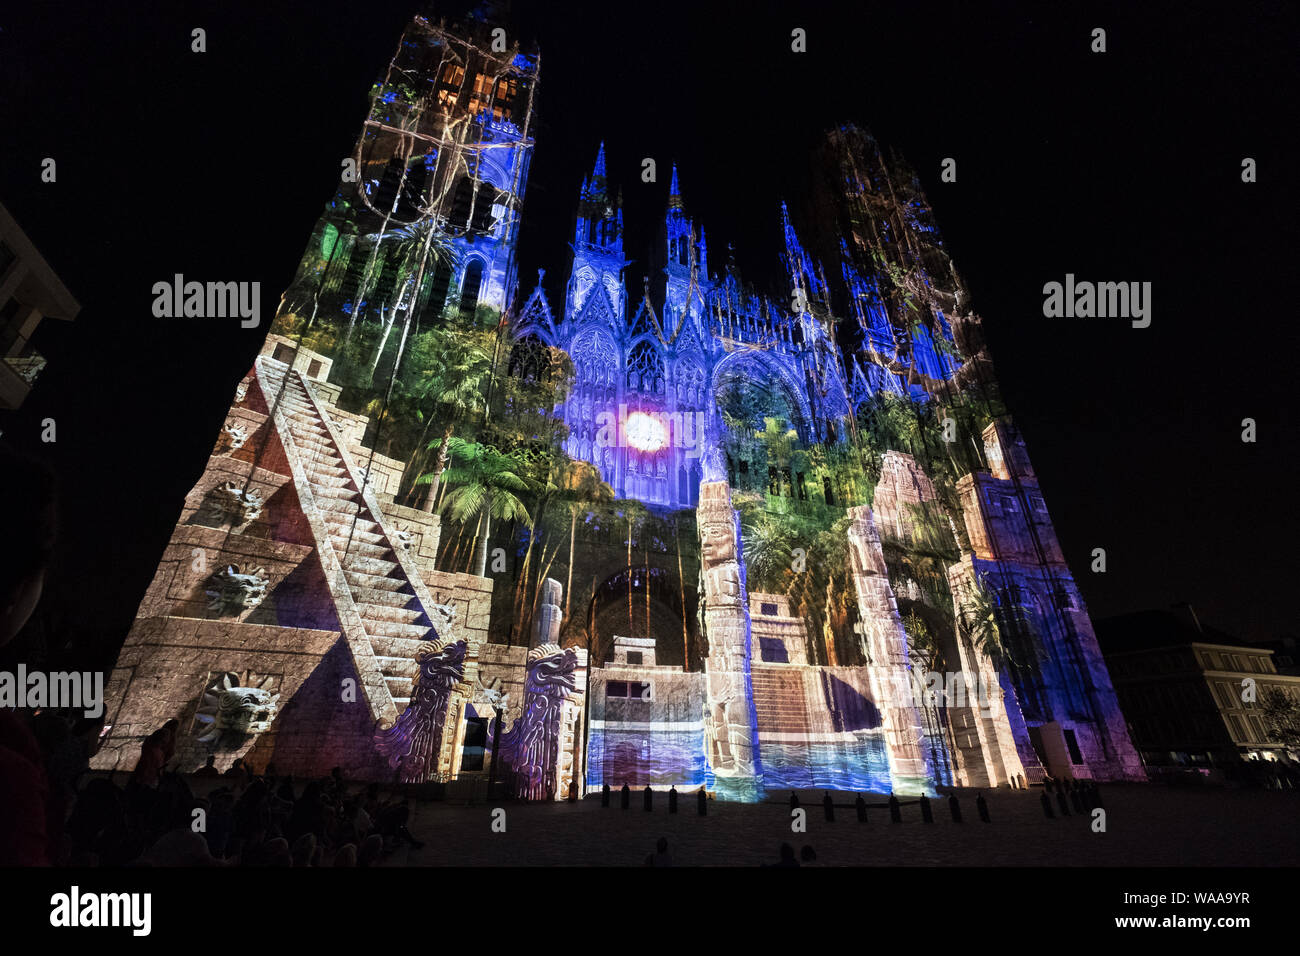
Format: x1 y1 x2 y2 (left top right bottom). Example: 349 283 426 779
1040 791 1055 818
1055 789 1070 817
976 792 990 823
888 794 902 823
669 786 678 814
644 786 653 811
919 794 934 823
949 794 962 823
855 795 867 823
789 791 800 810
697 787 708 816
601 783 610 807
620 784 630 809
823 792 834 822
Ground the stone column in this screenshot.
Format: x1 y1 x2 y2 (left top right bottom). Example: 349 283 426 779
946 554 1029 788
697 480 764 801
532 578 563 647
845 504 932 793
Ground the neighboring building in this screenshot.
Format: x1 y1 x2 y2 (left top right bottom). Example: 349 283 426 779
1098 610 1300 768
0 201 80 409
92 6 1145 799
1254 636 1300 677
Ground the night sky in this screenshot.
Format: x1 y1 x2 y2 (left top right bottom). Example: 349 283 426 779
0 0 1294 669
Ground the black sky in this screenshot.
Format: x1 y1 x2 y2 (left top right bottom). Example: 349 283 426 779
0 0 1295 667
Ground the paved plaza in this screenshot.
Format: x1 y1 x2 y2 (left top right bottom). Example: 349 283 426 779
377 785 1300 867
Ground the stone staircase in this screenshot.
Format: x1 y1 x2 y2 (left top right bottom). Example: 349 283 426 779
255 356 454 730
750 666 812 735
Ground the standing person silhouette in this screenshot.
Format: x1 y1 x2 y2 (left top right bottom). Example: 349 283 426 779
0 446 60 865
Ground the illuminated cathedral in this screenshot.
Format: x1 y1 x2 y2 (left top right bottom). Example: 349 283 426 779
93 6 1145 801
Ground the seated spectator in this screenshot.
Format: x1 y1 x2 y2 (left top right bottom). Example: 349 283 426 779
194 754 221 777
648 837 673 867
333 843 357 867
141 827 224 867
291 833 316 867
357 833 385 868
376 797 423 850
131 720 178 789
763 843 800 868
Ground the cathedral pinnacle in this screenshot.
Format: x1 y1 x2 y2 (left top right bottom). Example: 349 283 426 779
668 163 683 210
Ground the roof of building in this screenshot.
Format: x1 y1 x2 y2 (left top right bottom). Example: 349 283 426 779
0 201 80 321
1094 609 1254 655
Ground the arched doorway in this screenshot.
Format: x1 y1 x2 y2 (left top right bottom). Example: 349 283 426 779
587 565 696 670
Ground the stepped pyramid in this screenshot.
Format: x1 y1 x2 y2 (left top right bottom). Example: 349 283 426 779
92 336 496 780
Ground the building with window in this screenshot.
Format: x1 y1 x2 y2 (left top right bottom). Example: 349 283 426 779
0 201 80 409
1098 610 1300 771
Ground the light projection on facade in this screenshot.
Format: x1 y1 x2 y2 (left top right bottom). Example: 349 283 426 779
624 412 669 453
90 6 1146 802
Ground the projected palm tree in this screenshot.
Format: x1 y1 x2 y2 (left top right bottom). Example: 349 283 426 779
437 438 531 577
559 460 614 621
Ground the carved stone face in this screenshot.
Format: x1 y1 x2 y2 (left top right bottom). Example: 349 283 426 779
217 686 280 736
205 565 269 615
700 519 736 567
195 672 280 745
414 639 466 691
222 421 249 451
220 482 264 524
526 644 578 697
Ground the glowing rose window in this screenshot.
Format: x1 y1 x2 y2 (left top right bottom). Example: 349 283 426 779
625 412 667 452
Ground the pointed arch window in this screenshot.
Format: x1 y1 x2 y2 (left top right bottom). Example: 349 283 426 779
626 340 664 394
508 334 550 383
458 260 484 322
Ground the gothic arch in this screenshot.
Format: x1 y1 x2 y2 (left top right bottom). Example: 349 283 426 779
457 257 487 320
708 349 814 441
626 339 665 395
586 565 697 669
507 332 552 382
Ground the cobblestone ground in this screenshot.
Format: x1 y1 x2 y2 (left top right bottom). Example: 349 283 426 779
381 785 1300 867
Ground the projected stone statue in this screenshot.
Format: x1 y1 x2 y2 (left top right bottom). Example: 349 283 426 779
496 643 580 800
194 672 281 745
204 565 269 615
374 638 468 783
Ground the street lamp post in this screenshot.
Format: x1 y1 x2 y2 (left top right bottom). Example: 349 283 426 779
487 704 504 800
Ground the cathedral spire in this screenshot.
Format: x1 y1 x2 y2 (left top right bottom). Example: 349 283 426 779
582 142 609 204
780 199 826 309
668 163 683 210
780 199 799 256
